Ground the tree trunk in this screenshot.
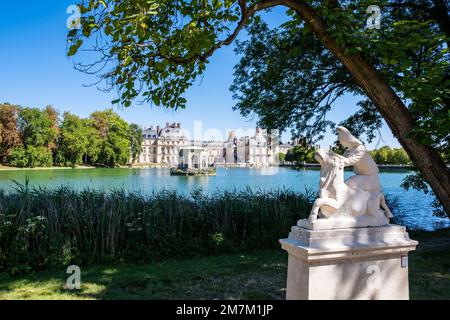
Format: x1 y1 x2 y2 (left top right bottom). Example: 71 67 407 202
283 0 450 215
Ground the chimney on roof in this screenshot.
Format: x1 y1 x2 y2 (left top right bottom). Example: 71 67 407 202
157 125 160 134
177 123 181 128
166 122 170 128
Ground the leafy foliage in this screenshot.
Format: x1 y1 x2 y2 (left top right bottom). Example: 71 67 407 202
89 109 131 166
43 106 60 152
7 146 53 168
17 107 59 150
401 171 446 218
229 1 449 214
232 2 449 152
67 0 449 214
1 104 134 168
68 0 244 109
67 0 448 152
6 107 58 168
26 147 53 168
56 112 91 166
284 139 317 163
369 146 411 165
231 18 353 143
129 123 143 164
0 103 21 162
7 147 28 168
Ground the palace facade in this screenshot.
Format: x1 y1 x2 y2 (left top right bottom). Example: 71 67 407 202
135 123 280 167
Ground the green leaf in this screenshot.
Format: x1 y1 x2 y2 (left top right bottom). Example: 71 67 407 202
67 40 83 56
152 95 160 106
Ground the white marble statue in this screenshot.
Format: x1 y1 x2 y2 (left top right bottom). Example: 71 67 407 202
307 126 393 227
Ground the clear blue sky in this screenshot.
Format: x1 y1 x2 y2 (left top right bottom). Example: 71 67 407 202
0 1 401 149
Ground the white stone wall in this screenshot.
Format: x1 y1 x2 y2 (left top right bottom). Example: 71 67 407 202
135 125 278 167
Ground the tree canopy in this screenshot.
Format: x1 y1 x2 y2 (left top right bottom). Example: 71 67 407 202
56 112 92 166
0 104 139 168
129 123 144 164
230 3 449 151
0 103 21 162
284 138 317 163
369 146 411 165
90 109 132 166
67 0 450 216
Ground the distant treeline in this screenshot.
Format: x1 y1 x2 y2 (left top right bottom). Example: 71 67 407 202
280 140 317 163
279 144 411 166
0 103 143 168
368 146 411 165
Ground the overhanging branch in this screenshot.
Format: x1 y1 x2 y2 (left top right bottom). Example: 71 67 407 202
147 0 287 64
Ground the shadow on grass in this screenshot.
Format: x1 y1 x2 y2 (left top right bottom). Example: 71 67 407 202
409 229 450 300
0 250 288 300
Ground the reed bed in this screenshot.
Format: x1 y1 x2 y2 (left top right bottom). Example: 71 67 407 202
0 184 313 273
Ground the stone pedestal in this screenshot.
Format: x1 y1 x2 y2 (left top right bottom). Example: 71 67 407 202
279 222 418 300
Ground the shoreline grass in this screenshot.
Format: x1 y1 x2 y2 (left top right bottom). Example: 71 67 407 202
0 165 97 171
0 185 312 274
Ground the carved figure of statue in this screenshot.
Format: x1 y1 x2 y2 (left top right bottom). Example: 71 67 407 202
308 127 393 227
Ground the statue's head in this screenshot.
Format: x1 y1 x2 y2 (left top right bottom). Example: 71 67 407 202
315 149 345 168
315 150 345 192
336 126 363 149
314 149 327 165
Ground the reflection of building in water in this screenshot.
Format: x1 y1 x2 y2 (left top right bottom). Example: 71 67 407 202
135 123 279 167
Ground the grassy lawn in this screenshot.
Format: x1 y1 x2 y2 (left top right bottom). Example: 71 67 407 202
408 228 450 300
1 229 449 300
0 250 288 300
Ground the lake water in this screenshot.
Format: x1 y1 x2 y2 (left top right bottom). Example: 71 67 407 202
0 167 448 231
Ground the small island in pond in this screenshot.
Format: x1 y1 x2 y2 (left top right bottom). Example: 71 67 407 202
170 147 217 176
